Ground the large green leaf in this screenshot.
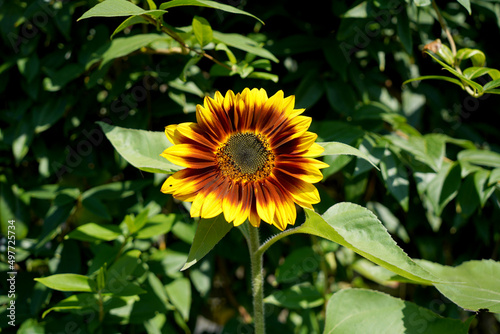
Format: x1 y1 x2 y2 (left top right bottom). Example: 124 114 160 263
296 204 439 284
318 141 379 170
35 274 96 292
416 259 500 313
78 0 166 20
181 214 233 271
98 122 182 174
324 289 472 334
159 0 263 24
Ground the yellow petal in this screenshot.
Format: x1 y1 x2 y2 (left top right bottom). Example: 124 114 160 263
302 143 325 158
165 124 179 144
255 182 275 224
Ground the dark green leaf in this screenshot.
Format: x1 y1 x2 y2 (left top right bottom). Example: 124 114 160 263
181 214 233 271
275 247 321 283
99 34 167 69
426 161 461 217
264 282 323 309
105 249 141 294
379 148 409 211
41 293 99 318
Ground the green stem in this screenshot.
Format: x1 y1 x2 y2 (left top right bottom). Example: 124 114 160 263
247 225 265 334
256 226 302 258
98 290 104 323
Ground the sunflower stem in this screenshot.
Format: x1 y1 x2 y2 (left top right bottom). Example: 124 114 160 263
247 224 266 334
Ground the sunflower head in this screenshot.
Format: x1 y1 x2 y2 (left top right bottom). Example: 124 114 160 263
160 88 328 231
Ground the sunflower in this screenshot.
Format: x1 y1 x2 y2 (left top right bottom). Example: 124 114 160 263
160 88 328 231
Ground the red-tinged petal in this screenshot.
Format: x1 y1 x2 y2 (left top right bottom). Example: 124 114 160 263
161 144 215 169
175 122 218 150
254 182 275 225
273 170 321 207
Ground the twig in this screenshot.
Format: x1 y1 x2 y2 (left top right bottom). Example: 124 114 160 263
141 15 232 70
431 1 456 57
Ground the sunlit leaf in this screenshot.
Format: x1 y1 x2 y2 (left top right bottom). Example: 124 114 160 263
458 149 500 168
324 289 472 333
296 204 440 284
159 0 263 23
98 122 182 174
456 48 485 67
192 16 213 47
78 0 166 20
65 223 122 242
111 15 149 39
318 141 379 170
483 78 500 92
35 274 96 292
457 0 472 15
417 259 500 313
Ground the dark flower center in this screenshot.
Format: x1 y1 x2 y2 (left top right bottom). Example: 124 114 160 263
216 132 275 182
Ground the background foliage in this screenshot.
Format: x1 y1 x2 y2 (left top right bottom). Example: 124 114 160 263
1 0 500 333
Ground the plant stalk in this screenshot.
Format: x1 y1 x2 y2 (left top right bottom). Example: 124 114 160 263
247 224 265 334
